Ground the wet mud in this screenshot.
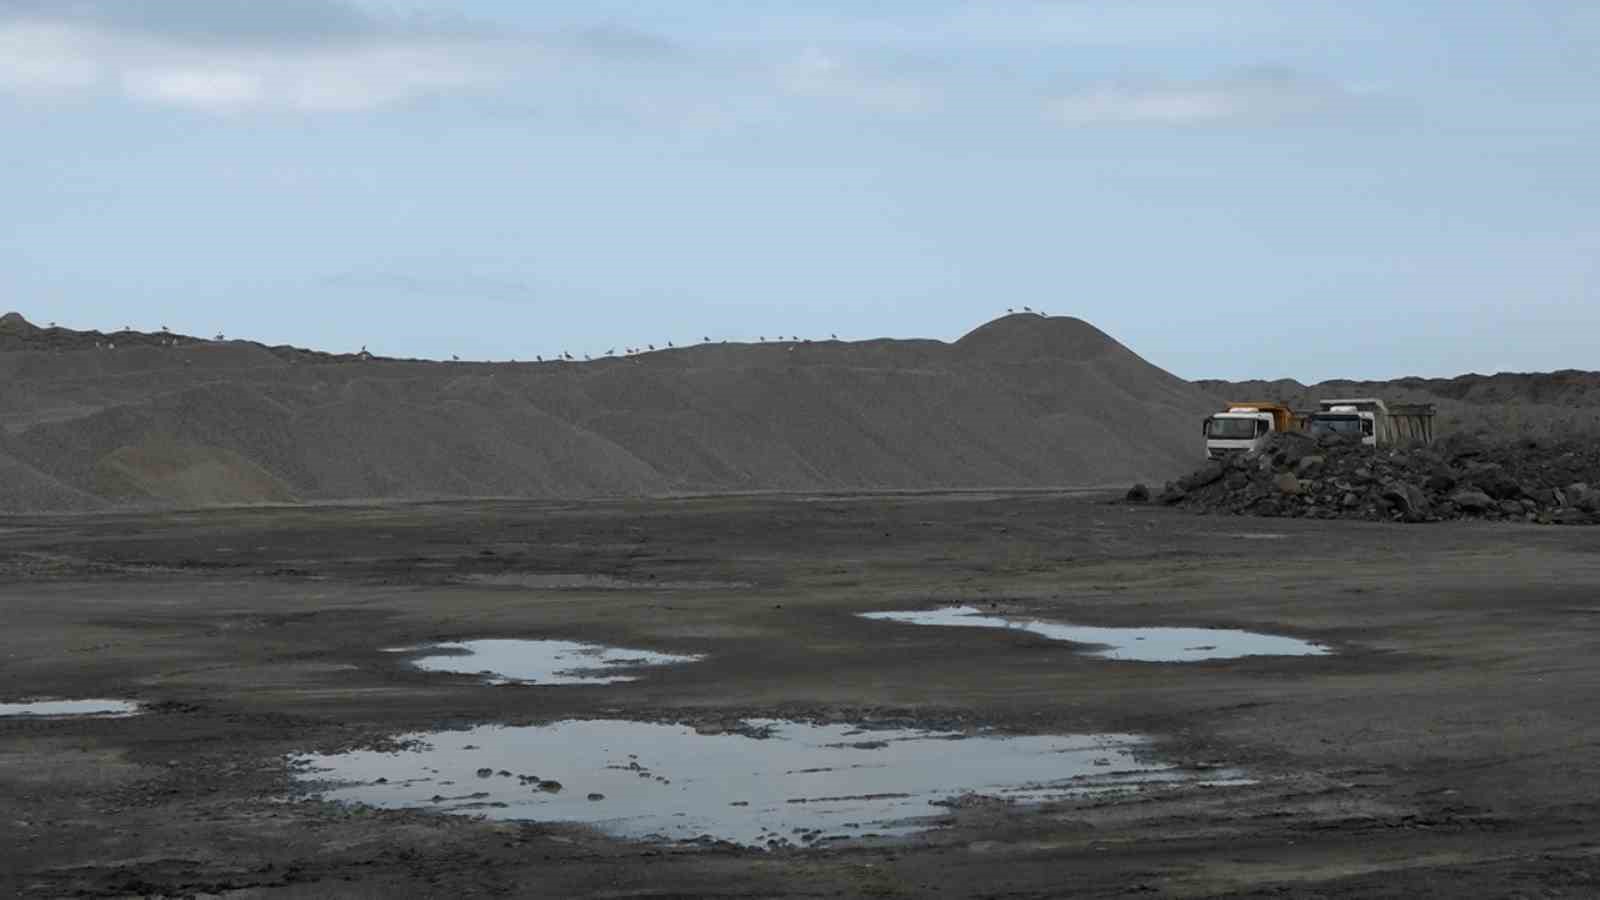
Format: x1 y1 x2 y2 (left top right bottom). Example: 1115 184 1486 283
3 491 1600 897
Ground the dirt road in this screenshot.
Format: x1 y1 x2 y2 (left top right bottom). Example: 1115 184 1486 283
3 492 1599 897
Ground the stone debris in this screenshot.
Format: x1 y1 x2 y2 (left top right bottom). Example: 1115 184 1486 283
1137 432 1600 525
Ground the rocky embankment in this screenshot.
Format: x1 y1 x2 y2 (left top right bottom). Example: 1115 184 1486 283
1133 433 1600 525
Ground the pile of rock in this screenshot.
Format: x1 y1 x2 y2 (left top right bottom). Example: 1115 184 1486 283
1131 433 1600 525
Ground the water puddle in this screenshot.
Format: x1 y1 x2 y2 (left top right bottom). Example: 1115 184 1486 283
0 699 141 718
389 640 704 685
295 719 1228 848
861 607 1327 662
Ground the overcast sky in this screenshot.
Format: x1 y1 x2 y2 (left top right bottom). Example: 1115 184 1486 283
2 1 1595 379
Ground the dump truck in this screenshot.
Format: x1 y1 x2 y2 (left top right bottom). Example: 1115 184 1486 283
1306 398 1436 448
1203 402 1299 460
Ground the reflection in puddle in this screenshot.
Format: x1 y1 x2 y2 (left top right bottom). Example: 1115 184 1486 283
392 640 704 685
296 719 1230 847
0 700 141 718
861 607 1328 662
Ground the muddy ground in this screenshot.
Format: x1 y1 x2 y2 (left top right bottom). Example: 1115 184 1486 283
3 491 1599 898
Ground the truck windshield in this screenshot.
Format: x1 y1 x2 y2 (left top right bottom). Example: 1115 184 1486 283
1206 418 1258 439
1310 416 1364 436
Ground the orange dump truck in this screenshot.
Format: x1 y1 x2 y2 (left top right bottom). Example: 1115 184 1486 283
1203 402 1299 460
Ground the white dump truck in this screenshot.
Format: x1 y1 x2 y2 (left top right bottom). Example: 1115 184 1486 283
1306 398 1436 448
1203 402 1298 460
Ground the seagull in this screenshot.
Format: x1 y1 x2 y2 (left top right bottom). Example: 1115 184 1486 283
648 343 655 351
584 353 591 360
606 348 615 356
831 333 838 340
703 336 710 343
452 354 460 361
667 341 674 348
1023 306 1032 313
536 355 543 362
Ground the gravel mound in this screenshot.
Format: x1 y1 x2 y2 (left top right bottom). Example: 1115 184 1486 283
1138 432 1600 525
0 313 1219 511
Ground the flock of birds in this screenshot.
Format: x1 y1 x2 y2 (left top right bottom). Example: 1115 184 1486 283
67 308 1051 362
526 333 845 364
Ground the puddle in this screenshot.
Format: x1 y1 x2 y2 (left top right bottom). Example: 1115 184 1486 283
0 700 141 718
390 640 703 685
861 607 1327 662
295 719 1227 847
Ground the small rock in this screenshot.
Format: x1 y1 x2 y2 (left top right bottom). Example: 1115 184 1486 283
476 768 494 778
1296 455 1326 476
1273 473 1302 495
587 793 605 802
1124 483 1150 503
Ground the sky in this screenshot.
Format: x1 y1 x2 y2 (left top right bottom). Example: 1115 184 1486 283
1 1 1595 380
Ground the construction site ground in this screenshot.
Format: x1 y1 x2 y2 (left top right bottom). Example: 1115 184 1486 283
3 491 1599 898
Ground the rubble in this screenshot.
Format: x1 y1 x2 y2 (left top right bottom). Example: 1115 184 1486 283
1140 432 1600 525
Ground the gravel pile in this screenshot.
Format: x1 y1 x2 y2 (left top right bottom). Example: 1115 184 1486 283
1134 432 1600 525
0 313 1220 511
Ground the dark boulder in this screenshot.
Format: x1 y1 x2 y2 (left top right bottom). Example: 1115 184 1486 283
1125 483 1150 503
1424 471 1457 494
1179 463 1226 492
1452 489 1496 514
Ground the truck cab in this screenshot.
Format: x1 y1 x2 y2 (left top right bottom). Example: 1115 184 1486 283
1308 403 1377 446
1204 403 1293 460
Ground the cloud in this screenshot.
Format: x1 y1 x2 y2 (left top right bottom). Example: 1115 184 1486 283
0 0 503 111
1045 68 1372 127
0 0 380 46
775 50 934 115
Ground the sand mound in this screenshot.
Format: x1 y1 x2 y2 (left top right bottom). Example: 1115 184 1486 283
0 314 1221 511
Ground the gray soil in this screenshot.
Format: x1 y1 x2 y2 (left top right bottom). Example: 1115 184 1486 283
4 492 1600 897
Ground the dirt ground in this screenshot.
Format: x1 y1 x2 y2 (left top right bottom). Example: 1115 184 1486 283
3 491 1600 898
